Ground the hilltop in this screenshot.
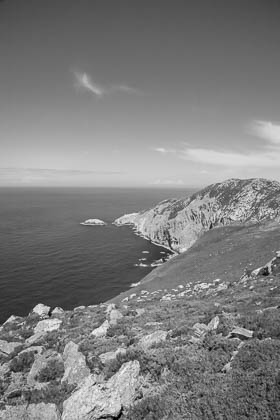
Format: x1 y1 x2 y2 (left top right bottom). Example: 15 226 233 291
1 178 280 419
114 178 280 253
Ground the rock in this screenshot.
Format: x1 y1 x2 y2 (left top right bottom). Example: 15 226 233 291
62 361 140 420
228 327 253 340
91 320 110 338
138 330 168 351
0 402 61 420
207 316 220 331
0 339 21 356
62 341 90 386
32 303 51 317
74 306 86 312
25 331 46 345
3 315 24 326
34 318 62 334
136 308 145 317
18 346 44 357
80 219 106 226
99 348 127 364
105 303 116 314
52 307 64 315
0 362 10 377
193 323 208 337
5 372 26 398
27 350 63 387
109 309 123 326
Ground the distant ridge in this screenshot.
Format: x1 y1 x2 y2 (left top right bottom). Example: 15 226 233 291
114 178 280 253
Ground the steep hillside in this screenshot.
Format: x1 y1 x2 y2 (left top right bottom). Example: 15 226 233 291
114 178 280 253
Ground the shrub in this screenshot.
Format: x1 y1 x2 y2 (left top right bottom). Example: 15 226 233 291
35 358 64 382
10 351 35 373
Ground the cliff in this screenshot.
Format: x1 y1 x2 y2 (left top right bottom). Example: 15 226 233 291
114 178 280 253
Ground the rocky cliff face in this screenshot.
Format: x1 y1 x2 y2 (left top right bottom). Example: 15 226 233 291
114 178 280 253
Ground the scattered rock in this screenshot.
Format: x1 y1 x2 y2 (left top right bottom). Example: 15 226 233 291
136 308 145 317
25 331 46 346
62 361 140 420
74 306 86 312
0 402 61 420
91 320 110 338
32 303 51 318
62 341 90 386
99 348 127 364
138 330 168 351
207 316 220 331
34 318 62 334
27 350 63 387
52 307 64 315
5 372 26 398
108 309 123 326
3 315 24 326
105 303 116 314
0 362 10 377
0 339 21 356
228 327 253 340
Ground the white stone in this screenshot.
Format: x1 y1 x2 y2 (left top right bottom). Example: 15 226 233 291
138 330 168 351
32 303 51 317
34 318 62 334
62 341 90 386
91 320 110 338
0 403 61 420
0 339 21 356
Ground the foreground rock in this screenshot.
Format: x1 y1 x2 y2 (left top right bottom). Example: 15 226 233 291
62 341 90 385
62 361 140 420
138 330 168 351
0 402 61 420
0 339 21 356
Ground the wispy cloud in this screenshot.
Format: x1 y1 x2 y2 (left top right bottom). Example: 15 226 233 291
74 71 141 98
152 120 280 168
250 120 280 145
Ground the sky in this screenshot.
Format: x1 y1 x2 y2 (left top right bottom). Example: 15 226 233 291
1 0 280 187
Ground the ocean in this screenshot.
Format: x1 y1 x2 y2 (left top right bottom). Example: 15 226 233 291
0 187 193 324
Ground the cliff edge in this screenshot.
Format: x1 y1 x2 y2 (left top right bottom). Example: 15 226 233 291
114 178 280 253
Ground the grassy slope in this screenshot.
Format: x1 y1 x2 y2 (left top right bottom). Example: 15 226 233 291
110 221 280 304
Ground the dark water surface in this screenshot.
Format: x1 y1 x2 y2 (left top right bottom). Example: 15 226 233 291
0 187 192 323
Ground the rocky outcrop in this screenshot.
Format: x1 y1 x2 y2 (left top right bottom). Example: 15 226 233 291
0 402 61 420
62 361 140 420
114 178 280 252
62 341 90 385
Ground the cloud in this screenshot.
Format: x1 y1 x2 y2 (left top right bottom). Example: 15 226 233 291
74 72 104 97
153 120 280 168
74 71 141 98
152 147 176 154
181 148 280 167
251 120 280 145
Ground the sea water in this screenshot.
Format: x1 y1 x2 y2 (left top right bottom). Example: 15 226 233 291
0 187 193 323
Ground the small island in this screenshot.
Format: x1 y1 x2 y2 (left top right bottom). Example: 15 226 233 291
80 218 107 226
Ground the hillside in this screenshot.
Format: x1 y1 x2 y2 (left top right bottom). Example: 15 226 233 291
1 178 280 419
114 178 280 253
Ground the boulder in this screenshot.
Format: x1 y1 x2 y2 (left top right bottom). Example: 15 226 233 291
136 308 145 317
52 307 64 315
3 315 24 326
34 318 62 334
105 303 116 314
91 320 110 338
62 341 90 386
99 348 127 364
228 327 253 340
25 331 46 346
0 362 10 378
27 349 63 387
32 303 51 317
138 330 168 351
5 372 26 398
109 309 123 326
0 339 21 356
62 360 140 420
207 316 220 331
0 402 61 420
